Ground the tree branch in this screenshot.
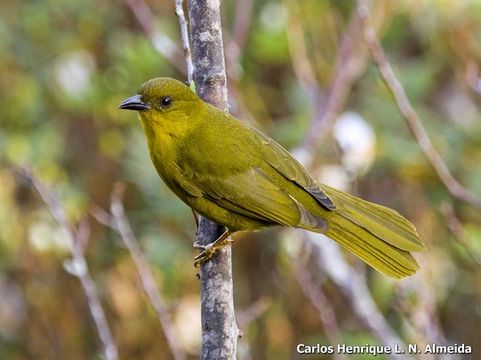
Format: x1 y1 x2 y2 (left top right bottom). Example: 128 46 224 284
122 0 186 74
174 0 194 85
187 1 239 359
225 0 254 80
284 6 368 162
356 0 481 210
301 15 368 156
304 234 407 360
90 183 186 360
19 169 119 360
289 245 346 360
440 202 481 264
284 7 406 353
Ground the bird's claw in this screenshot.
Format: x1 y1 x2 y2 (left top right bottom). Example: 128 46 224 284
193 243 216 267
193 234 233 268
193 241 205 250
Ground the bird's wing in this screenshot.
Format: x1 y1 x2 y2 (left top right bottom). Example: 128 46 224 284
253 129 336 210
179 112 333 221
193 166 328 232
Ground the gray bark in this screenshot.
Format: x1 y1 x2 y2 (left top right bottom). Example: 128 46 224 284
188 0 229 111
187 1 239 359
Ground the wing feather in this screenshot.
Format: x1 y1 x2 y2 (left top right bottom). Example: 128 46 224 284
197 167 301 227
254 129 336 210
183 166 328 232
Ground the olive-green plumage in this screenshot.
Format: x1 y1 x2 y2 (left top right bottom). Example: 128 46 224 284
119 77 425 279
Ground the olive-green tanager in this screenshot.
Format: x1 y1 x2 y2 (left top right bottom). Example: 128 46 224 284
119 77 425 279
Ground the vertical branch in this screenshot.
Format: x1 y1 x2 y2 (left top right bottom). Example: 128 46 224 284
188 0 228 109
187 1 239 359
174 0 194 85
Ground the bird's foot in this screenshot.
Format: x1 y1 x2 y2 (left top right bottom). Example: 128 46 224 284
193 231 232 267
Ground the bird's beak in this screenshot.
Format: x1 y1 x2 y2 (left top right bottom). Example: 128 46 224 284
118 94 150 111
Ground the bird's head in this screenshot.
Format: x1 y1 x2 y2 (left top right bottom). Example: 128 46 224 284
119 77 202 127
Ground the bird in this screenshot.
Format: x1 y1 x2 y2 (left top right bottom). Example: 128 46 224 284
119 77 425 279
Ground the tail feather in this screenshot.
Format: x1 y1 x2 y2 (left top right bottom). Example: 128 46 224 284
319 185 425 279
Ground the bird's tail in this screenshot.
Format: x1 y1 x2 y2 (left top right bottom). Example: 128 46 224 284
319 184 425 279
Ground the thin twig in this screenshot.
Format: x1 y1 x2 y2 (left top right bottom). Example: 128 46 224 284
291 253 346 360
122 0 186 74
225 0 254 79
283 5 407 354
300 15 368 157
357 0 481 210
230 0 253 57
19 169 119 360
397 268 449 360
357 3 455 355
90 183 186 360
441 202 481 264
236 297 271 331
174 0 194 85
304 234 407 360
284 6 368 161
284 0 317 98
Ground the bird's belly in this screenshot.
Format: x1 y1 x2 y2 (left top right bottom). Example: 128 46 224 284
149 150 272 231
187 196 272 232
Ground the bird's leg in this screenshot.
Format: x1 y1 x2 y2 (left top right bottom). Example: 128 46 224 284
193 230 232 267
191 209 199 232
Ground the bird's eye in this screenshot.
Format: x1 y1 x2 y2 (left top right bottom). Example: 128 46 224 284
160 96 172 108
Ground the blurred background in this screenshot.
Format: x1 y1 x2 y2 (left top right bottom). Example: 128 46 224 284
1 0 481 359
